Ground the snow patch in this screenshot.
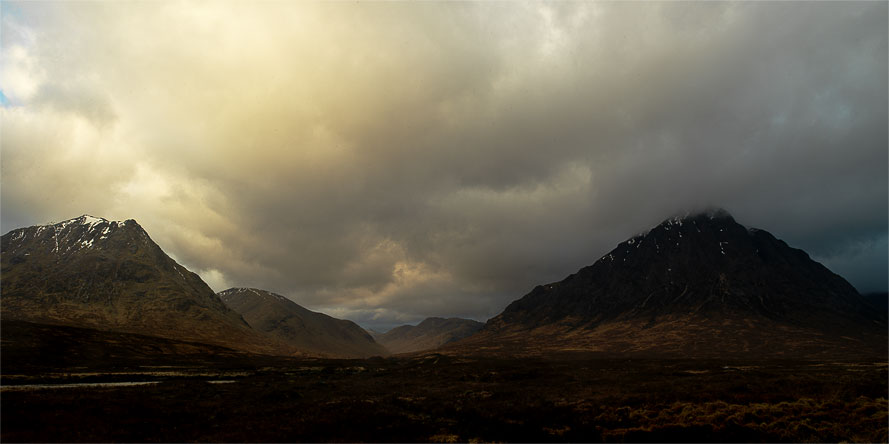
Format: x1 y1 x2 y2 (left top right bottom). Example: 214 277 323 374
666 216 684 227
79 215 106 230
46 215 119 232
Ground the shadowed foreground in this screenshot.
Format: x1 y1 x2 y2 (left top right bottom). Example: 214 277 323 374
2 352 886 443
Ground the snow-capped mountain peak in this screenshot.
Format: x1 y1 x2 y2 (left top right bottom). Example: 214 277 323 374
54 214 124 230
3 214 143 256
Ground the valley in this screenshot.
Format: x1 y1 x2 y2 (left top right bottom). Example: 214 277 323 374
2 319 886 443
2 350 886 443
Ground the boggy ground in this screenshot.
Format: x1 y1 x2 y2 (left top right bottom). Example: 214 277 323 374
2 352 887 443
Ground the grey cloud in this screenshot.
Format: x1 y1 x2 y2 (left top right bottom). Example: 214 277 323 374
1 2 885 329
815 233 888 294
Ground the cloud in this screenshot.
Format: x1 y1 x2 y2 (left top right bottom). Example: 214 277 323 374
814 233 889 295
1 2 886 328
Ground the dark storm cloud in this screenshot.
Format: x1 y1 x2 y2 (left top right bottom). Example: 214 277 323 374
2 2 885 328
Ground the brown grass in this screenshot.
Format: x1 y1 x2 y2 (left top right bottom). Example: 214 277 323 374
2 356 886 442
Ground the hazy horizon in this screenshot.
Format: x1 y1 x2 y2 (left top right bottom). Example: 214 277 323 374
2 1 886 330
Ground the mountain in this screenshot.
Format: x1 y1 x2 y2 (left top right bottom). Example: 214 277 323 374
375 317 484 354
0 215 293 355
366 328 386 338
863 292 888 314
454 209 886 359
218 287 388 358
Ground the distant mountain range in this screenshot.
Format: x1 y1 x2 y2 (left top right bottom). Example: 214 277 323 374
218 287 387 358
373 317 483 354
452 210 886 359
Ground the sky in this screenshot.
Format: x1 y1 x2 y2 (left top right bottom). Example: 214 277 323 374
1 1 886 330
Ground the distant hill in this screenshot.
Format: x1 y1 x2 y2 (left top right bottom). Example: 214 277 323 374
218 288 388 358
453 209 887 359
376 317 484 354
0 215 295 356
367 328 386 338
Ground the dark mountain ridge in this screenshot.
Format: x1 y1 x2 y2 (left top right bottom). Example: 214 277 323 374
457 210 886 358
491 209 878 329
863 292 888 314
218 287 388 358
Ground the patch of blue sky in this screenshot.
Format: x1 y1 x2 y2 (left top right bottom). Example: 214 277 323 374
1 2 24 20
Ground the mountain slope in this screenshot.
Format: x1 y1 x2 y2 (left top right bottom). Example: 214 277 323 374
218 287 387 358
0 215 293 355
863 292 888 314
454 210 886 358
375 317 484 354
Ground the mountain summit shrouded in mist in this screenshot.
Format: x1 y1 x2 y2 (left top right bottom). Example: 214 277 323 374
454 210 886 358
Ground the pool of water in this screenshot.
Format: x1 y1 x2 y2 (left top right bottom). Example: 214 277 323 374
0 381 162 391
